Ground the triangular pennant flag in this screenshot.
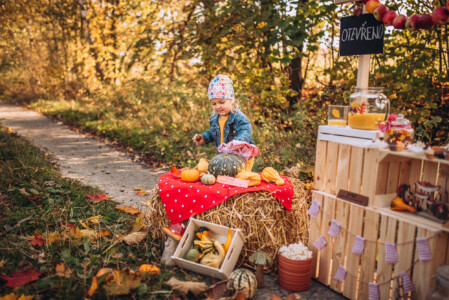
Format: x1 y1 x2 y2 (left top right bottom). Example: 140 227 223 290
417 237 432 261
334 265 347 282
352 235 365 255
369 283 380 300
328 219 341 238
398 272 414 293
385 243 398 263
307 200 320 218
313 235 327 250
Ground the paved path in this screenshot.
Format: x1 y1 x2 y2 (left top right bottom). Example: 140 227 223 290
0 102 346 299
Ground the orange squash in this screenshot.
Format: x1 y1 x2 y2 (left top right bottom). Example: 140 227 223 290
261 167 284 185
391 197 415 212
181 169 200 182
236 172 261 187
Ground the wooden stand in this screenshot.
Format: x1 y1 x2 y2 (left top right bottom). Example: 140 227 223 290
310 127 449 299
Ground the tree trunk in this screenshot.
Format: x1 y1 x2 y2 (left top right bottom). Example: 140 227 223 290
288 57 304 107
78 0 105 81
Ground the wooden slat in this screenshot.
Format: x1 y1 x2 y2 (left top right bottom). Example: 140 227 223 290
376 215 398 300
362 149 380 204
318 196 336 285
408 159 422 189
412 229 448 300
342 205 365 299
386 161 401 194
421 161 439 185
392 221 417 299
325 142 340 195
336 144 351 193
309 192 324 278
330 200 350 292
348 146 364 194
438 164 449 204
314 140 328 191
358 209 380 299
376 162 389 195
398 160 412 187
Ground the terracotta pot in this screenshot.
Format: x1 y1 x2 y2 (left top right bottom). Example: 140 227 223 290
278 253 313 292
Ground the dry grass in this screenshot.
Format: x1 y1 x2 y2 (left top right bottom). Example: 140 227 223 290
144 178 311 271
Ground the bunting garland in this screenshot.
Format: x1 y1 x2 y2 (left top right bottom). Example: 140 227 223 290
385 243 399 264
309 199 440 293
417 237 432 261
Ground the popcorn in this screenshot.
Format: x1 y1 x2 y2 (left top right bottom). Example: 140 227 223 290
279 241 312 260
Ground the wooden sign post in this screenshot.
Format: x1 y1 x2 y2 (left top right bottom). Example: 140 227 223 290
335 0 370 90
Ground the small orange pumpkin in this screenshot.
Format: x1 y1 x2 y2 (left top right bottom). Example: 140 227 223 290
236 172 261 187
181 169 200 182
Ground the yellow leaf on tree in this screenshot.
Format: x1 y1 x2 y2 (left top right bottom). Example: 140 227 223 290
55 263 72 278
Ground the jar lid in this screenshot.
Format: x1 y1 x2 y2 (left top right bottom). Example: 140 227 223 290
391 114 412 129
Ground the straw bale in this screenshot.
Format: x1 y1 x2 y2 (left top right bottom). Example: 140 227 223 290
144 178 311 271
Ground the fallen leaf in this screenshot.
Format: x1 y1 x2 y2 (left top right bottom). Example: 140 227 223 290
170 166 182 178
47 232 62 244
0 259 6 268
123 228 149 245
136 190 148 196
165 277 208 296
96 230 111 238
115 205 143 216
270 294 283 300
86 194 109 203
80 229 97 239
55 263 72 278
134 186 143 191
17 295 34 300
0 292 16 300
87 215 103 224
79 219 91 229
286 293 301 300
19 188 30 196
51 210 61 215
102 269 141 296
138 264 160 275
87 268 114 297
27 194 42 202
29 233 45 247
131 217 145 232
1 269 43 287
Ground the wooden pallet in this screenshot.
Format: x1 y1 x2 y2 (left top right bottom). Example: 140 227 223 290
309 191 449 300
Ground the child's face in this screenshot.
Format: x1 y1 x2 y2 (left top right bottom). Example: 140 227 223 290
210 98 233 117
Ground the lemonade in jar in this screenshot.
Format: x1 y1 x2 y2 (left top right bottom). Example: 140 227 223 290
348 87 390 130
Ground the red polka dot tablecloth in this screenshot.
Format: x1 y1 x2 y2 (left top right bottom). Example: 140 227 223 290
158 173 294 224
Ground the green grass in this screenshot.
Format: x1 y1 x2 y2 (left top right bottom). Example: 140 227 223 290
0 126 194 299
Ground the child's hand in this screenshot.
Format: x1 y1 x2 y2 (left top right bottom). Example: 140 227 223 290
193 134 205 145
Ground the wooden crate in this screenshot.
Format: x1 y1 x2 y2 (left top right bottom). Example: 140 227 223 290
312 126 449 299
309 191 449 300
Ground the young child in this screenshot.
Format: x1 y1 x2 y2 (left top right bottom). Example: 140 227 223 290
192 74 257 171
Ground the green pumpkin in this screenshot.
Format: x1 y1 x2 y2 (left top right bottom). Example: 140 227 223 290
208 154 246 178
201 174 216 185
184 247 200 262
227 268 257 298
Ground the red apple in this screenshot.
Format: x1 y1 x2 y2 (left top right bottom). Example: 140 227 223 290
393 14 407 29
354 7 363 16
383 11 397 26
366 0 381 14
418 14 434 30
432 7 449 25
406 14 420 31
373 5 389 21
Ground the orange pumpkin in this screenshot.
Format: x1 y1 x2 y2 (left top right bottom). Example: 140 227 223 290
181 169 200 182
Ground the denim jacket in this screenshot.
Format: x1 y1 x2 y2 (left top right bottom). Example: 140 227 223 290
201 110 255 148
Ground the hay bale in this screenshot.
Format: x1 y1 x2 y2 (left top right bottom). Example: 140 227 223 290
144 178 311 271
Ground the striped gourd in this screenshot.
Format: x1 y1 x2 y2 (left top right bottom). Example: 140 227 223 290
208 153 246 178
227 268 257 299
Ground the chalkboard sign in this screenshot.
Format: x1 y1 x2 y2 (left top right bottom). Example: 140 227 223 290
340 14 384 56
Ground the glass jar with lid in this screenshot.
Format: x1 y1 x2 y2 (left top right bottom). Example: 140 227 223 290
384 114 414 151
348 87 390 130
